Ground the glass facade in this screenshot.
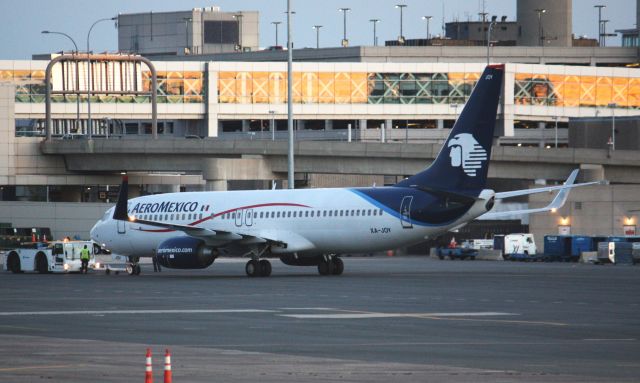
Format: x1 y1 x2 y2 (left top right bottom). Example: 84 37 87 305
3 64 640 109
0 69 205 104
514 73 640 108
218 71 480 105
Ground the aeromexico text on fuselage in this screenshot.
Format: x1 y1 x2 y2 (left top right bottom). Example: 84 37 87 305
128 201 204 215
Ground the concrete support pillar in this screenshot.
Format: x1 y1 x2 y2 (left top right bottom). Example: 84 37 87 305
538 121 546 148
381 122 386 143
580 164 605 182
437 119 444 129
205 180 227 191
241 120 250 132
325 119 333 130
385 119 393 131
359 119 367 131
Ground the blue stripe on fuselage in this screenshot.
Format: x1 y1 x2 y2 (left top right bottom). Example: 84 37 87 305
348 188 469 227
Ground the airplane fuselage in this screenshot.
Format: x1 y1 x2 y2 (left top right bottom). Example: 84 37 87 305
91 186 493 258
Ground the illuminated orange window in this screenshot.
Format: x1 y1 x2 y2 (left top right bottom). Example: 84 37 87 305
301 72 318 103
268 72 285 104
612 77 629 107
218 72 237 103
580 76 596 107
318 72 335 104
595 76 613 106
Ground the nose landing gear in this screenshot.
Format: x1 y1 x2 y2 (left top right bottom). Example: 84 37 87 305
126 256 141 276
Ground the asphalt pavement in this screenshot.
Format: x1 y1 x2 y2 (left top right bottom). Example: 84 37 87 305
0 257 638 382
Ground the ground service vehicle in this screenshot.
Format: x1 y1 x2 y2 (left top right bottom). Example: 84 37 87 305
4 240 99 273
494 234 537 260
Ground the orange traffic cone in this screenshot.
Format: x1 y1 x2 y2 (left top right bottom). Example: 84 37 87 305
164 349 172 383
145 348 153 383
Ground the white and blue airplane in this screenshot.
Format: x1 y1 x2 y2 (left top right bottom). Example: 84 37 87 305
90 64 599 277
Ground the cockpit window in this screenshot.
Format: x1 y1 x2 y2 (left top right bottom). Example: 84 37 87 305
101 207 114 222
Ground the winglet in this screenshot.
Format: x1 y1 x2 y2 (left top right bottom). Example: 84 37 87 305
546 169 579 211
113 176 129 221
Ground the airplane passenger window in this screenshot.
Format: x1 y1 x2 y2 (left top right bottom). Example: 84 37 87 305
287 211 291 218
368 209 372 215
334 210 338 216
372 210 376 216
170 214 174 220
356 210 360 216
323 211 327 217
199 214 203 220
259 212 263 218
310 211 314 217
182 214 186 220
340 210 344 216
293 212 297 218
351 210 355 216
328 211 333 217
277 212 280 218
379 209 383 215
305 211 309 217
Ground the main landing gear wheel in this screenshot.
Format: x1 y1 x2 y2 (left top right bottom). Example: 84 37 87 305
332 257 344 275
318 256 344 276
246 259 272 277
259 259 272 277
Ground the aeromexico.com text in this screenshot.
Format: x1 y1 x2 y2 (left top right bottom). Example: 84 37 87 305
128 201 200 215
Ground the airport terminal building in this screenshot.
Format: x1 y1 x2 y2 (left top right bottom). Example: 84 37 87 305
1 0 640 246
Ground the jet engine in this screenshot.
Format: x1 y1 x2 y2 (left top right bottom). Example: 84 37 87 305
156 237 216 269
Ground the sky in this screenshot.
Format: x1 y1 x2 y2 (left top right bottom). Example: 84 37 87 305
1 0 636 59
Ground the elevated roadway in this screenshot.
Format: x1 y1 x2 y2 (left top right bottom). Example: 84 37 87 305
41 138 640 186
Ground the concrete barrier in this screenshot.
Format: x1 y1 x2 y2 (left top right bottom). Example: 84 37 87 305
580 251 598 264
475 249 504 261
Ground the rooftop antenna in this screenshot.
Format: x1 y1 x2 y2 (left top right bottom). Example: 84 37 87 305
441 1 445 36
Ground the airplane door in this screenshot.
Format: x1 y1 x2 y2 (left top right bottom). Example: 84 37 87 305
245 209 254 227
117 220 126 234
400 196 413 229
234 210 244 227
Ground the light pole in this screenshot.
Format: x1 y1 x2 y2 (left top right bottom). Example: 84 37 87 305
233 13 244 51
86 16 117 140
594 5 605 46
271 21 282 46
338 8 350 47
312 25 322 49
608 103 617 150
287 0 294 188
535 8 546 47
183 17 192 54
395 4 407 44
487 16 497 65
370 19 380 46
553 116 559 148
478 12 488 45
268 110 276 141
41 30 80 135
421 16 432 41
601 19 609 47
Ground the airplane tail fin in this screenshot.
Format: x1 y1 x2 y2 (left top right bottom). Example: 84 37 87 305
113 176 129 221
395 64 504 196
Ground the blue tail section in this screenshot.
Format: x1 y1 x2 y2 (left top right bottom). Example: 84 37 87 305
395 64 504 196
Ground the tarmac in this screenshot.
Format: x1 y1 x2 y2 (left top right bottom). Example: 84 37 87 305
0 257 639 382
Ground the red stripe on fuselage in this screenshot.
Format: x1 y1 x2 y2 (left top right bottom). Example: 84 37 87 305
136 202 311 233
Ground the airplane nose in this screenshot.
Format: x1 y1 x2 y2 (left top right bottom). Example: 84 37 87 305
90 221 100 241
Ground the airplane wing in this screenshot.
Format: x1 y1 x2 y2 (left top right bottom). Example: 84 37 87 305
481 169 604 219
494 170 602 200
